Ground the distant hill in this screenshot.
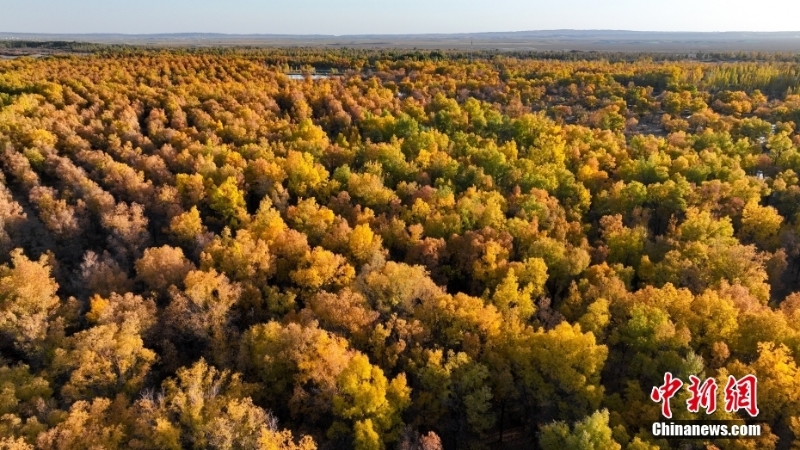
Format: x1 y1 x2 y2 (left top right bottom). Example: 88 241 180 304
2 30 800 52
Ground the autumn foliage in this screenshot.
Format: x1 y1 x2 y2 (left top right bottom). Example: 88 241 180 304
2 49 800 449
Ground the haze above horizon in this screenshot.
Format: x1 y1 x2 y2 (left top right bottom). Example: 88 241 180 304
1 0 799 35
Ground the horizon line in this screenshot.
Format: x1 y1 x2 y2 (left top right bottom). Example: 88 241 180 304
3 29 800 38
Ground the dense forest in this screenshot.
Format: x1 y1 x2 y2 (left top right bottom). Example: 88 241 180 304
4 49 800 449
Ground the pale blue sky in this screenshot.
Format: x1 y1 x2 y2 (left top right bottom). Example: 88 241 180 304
1 0 798 35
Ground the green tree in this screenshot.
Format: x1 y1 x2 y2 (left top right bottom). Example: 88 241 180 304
208 177 248 228
539 409 621 450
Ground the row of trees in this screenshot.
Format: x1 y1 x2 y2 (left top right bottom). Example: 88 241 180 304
1 50 800 449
